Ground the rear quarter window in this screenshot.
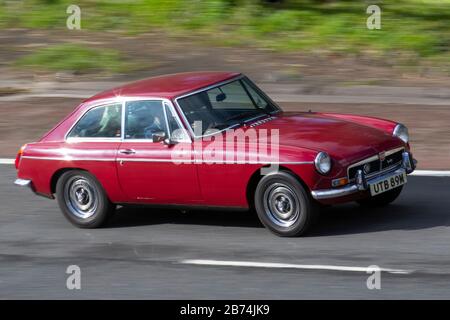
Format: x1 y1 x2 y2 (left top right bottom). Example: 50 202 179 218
68 103 122 138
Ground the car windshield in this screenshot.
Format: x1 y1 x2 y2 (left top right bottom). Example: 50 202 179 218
176 77 280 136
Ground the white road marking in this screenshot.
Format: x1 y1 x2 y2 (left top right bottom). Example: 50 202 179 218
410 170 450 177
180 259 413 274
0 159 14 164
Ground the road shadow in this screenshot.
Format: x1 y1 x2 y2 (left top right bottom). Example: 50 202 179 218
106 176 448 235
107 205 263 229
106 199 445 237
309 200 447 237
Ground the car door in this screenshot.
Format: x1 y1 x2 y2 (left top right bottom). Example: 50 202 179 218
116 99 202 204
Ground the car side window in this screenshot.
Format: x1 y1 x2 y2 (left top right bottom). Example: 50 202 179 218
68 103 122 138
125 100 168 140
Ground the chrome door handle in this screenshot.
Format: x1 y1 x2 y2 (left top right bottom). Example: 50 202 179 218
119 149 136 155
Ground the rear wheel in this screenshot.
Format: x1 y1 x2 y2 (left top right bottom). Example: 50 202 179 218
56 170 115 228
254 171 318 237
357 185 403 207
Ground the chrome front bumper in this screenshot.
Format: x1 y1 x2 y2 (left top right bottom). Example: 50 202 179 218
311 151 417 200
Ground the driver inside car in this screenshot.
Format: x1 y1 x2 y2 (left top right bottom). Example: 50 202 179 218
125 101 167 139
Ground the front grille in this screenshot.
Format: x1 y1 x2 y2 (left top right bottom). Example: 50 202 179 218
348 159 380 179
347 148 403 180
381 150 403 169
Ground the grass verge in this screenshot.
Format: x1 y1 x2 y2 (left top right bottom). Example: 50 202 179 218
2 0 449 73
15 44 130 74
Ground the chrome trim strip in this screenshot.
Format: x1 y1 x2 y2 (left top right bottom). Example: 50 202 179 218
348 154 379 169
120 99 126 141
267 161 313 165
117 158 191 163
385 146 405 156
312 167 407 200
162 101 171 139
22 156 114 162
21 155 312 165
66 138 121 143
117 158 313 165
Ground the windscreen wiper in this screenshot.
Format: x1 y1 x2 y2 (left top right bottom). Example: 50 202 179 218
225 109 269 125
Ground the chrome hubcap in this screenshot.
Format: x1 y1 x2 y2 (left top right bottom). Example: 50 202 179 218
64 177 98 219
263 184 300 227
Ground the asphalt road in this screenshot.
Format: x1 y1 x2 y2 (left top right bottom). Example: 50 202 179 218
1 165 450 299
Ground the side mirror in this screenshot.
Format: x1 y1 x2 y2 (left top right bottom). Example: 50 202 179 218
152 131 166 143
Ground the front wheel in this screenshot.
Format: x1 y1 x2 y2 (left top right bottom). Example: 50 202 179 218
357 185 403 207
56 170 115 228
254 171 318 237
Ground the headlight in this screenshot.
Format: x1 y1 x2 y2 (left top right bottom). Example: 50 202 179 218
314 152 331 175
393 123 409 143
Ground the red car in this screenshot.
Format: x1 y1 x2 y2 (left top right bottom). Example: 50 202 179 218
14 72 416 236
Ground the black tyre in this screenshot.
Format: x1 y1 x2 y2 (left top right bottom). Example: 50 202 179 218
56 170 115 228
254 171 318 237
357 185 403 207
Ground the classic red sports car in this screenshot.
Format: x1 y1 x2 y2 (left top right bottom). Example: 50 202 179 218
14 72 416 236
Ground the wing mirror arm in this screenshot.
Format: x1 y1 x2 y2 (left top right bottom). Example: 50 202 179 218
152 131 178 145
163 138 178 146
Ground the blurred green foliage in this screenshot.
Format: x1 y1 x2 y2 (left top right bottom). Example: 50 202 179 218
15 44 130 73
1 0 448 69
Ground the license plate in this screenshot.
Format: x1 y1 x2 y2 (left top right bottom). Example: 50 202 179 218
369 172 407 196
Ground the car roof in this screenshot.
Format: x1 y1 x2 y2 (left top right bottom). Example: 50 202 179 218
84 71 241 103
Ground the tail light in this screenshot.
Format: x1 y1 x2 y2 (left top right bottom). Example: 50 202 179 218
15 144 27 170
